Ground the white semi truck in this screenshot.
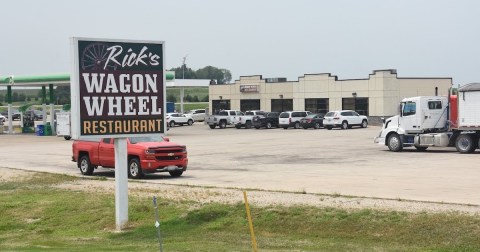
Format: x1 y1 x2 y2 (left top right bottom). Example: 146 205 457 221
374 83 480 153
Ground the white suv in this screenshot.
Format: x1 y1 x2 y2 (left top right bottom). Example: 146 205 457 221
166 113 195 127
279 111 310 129
323 110 368 130
186 109 206 122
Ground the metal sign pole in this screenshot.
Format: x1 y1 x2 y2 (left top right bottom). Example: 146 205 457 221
153 196 164 252
115 138 128 230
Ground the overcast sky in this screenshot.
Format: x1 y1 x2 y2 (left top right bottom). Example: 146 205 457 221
1 0 479 85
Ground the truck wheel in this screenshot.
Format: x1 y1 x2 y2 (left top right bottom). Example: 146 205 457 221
455 134 476 153
387 133 403 152
361 120 368 128
187 119 193 126
64 136 72 140
314 122 320 129
245 121 252 129
219 121 226 129
169 170 183 177
128 158 144 179
341 121 348 130
294 122 301 129
266 122 272 129
209 124 216 129
169 121 175 128
78 155 94 175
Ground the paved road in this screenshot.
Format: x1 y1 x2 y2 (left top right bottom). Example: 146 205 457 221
1 123 479 205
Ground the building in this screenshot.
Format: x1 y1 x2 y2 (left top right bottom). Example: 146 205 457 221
208 69 452 120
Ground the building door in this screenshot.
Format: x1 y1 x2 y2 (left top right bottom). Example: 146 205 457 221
305 98 329 114
271 99 293 112
240 99 260 112
212 100 231 114
342 97 369 116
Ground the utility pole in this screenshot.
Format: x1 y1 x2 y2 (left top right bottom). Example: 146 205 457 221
182 54 188 79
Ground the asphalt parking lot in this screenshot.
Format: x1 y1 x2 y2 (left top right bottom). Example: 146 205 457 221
1 123 479 205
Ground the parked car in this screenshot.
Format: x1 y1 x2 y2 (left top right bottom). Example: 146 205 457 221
25 110 44 120
186 109 206 122
252 112 280 129
72 136 188 178
278 111 310 129
205 110 244 129
300 113 325 129
323 110 368 130
166 113 194 127
234 110 265 129
12 111 21 120
0 114 5 123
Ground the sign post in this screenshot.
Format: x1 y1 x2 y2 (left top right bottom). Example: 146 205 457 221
70 37 165 230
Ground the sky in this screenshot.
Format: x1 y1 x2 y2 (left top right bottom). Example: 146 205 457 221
1 0 479 85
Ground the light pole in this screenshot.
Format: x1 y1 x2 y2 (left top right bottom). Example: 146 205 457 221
352 92 357 112
182 54 188 79
279 94 284 112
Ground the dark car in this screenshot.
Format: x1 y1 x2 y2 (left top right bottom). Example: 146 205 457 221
25 110 44 121
12 111 21 120
300 113 325 129
252 112 280 129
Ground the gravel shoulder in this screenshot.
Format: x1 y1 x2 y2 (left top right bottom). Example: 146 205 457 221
3 167 480 215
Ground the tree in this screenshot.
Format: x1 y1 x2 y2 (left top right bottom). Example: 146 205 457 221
184 94 192 102
192 95 200 102
167 94 176 102
195 66 232 84
55 86 71 105
18 93 26 102
12 92 19 102
169 64 232 84
169 64 196 79
201 95 209 102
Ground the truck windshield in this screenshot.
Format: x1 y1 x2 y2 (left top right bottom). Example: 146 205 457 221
129 136 166 144
402 102 416 116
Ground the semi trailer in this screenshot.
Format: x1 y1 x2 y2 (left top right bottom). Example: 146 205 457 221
374 83 480 153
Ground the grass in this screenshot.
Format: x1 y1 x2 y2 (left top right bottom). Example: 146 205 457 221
1 173 480 251
167 87 209 102
175 102 208 112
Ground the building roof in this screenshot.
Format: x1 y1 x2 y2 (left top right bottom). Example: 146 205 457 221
458 83 480 92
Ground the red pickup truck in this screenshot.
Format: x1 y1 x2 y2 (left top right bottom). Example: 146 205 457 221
72 136 188 178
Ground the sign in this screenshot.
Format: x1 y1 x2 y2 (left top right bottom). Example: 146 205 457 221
240 85 259 93
71 38 165 139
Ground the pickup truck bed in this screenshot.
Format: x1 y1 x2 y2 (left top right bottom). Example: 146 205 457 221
72 136 188 178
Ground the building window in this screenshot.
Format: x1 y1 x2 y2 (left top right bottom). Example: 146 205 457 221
240 99 260 112
305 98 329 114
271 99 293 112
212 100 231 114
342 97 369 116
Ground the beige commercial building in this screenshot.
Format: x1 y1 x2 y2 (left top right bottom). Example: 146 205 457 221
209 69 452 120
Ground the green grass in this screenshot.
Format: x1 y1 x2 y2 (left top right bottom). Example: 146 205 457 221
1 173 480 251
175 102 208 112
166 87 209 102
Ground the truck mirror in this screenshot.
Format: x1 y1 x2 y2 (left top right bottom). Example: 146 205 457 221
399 104 403 117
